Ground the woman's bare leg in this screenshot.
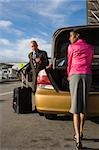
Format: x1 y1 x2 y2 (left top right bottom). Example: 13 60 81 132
80 113 85 136
73 113 80 143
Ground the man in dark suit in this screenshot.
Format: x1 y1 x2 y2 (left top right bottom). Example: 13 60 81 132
26 40 49 93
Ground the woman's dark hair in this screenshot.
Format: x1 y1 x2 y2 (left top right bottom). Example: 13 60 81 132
70 29 83 39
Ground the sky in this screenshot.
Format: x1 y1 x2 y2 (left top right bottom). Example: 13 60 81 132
0 0 86 63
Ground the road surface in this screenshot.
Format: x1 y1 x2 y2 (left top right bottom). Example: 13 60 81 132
0 81 99 150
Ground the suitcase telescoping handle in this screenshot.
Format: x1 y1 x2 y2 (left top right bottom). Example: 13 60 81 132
21 72 28 88
21 72 33 88
21 72 24 88
26 74 28 88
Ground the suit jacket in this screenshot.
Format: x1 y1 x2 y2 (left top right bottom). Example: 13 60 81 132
26 49 49 74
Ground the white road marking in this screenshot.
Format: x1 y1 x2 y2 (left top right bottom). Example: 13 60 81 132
0 91 13 96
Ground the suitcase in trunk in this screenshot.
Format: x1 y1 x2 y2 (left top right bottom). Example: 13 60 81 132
13 86 32 114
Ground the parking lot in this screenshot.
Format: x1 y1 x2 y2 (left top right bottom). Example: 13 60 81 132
0 81 99 150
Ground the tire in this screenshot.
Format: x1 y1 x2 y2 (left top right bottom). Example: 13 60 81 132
38 112 44 116
44 114 57 120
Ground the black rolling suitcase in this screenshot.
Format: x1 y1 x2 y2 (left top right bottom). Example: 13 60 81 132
13 74 32 114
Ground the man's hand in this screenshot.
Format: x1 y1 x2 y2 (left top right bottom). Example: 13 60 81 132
35 57 41 63
46 63 52 69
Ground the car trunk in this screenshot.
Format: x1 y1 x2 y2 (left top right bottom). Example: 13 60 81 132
46 25 99 92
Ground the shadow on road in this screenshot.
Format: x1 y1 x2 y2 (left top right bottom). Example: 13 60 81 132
56 115 72 121
64 138 99 142
64 138 99 150
82 147 99 150
49 115 99 124
0 80 19 84
89 117 99 124
83 138 99 142
0 99 7 103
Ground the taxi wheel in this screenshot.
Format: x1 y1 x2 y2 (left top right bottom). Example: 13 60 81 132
44 114 57 120
38 112 44 116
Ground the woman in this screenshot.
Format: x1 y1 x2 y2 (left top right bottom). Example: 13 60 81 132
67 29 94 149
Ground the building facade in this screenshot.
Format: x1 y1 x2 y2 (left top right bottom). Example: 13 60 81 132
87 0 99 25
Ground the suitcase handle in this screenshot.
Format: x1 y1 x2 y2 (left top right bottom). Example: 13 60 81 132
21 72 32 89
26 74 28 88
21 72 28 88
21 72 24 88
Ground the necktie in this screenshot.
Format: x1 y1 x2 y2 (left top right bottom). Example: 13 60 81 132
33 51 36 59
32 51 36 68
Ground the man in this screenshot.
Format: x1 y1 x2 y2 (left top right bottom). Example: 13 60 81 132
26 40 49 93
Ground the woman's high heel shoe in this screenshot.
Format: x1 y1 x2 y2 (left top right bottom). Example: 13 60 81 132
76 141 82 149
73 133 83 141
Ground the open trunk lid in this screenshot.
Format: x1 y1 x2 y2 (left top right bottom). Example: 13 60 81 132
47 25 99 92
51 25 99 64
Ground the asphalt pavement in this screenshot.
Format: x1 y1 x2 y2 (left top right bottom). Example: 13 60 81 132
0 81 99 150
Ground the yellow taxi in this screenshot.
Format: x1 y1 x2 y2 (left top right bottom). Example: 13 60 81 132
35 25 99 119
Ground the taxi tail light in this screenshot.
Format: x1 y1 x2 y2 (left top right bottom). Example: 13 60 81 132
37 69 54 89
